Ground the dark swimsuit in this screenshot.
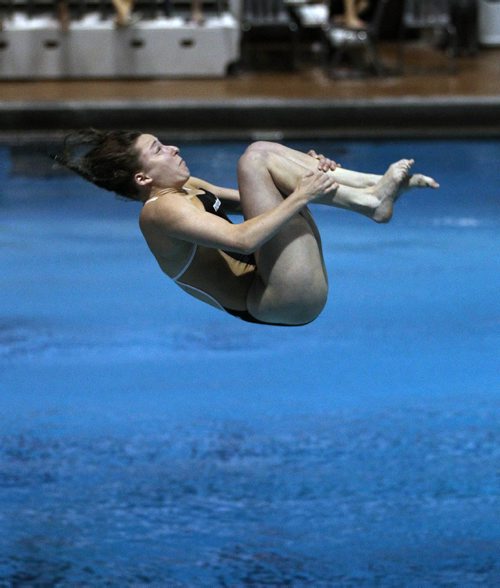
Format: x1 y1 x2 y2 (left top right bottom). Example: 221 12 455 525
197 190 255 267
196 191 271 324
190 191 310 327
156 189 308 327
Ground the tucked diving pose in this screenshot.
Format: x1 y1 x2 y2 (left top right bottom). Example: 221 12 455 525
55 130 439 326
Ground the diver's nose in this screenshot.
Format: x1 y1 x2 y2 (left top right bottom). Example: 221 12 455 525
168 146 179 155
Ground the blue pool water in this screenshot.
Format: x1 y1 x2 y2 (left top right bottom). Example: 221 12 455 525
1 139 499 586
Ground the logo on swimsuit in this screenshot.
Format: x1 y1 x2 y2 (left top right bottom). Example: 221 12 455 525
213 198 221 212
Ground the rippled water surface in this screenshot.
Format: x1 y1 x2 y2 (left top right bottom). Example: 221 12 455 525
1 139 499 586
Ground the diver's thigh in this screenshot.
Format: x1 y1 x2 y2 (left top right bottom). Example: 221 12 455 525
247 215 328 324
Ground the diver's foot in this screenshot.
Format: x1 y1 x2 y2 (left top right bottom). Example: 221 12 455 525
370 159 414 223
408 173 440 189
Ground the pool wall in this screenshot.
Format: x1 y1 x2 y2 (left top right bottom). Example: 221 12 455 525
1 96 500 141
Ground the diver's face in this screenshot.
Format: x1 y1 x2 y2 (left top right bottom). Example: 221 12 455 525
134 134 190 189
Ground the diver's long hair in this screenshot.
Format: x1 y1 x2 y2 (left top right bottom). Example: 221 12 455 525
53 129 142 200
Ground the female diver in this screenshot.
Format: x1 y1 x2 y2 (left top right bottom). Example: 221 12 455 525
55 130 439 326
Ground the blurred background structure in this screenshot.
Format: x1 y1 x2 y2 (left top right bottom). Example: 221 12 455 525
0 0 499 139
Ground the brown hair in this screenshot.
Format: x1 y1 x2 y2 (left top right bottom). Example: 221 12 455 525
53 129 143 200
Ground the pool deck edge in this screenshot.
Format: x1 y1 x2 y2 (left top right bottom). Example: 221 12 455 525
2 95 499 140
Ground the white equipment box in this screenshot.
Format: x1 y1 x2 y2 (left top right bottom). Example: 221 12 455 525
0 13 240 78
479 0 500 46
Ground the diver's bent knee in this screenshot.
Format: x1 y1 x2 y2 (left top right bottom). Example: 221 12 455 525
238 147 270 174
244 141 279 155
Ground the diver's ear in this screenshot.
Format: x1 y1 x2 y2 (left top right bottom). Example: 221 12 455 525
134 172 153 187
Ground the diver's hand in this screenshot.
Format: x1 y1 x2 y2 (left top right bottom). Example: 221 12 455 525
307 149 340 172
293 170 338 203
